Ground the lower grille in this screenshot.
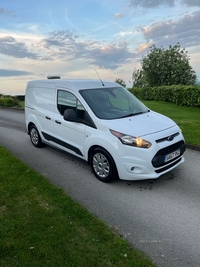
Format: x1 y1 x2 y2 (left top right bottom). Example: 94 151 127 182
152 140 186 168
155 158 182 173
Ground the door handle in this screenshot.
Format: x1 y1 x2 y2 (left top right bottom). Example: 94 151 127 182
45 116 51 120
55 120 61 124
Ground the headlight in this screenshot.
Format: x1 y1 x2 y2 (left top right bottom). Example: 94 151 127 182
110 130 152 148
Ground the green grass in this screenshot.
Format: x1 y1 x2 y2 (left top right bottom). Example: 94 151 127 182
19 101 25 109
0 146 156 267
143 100 200 147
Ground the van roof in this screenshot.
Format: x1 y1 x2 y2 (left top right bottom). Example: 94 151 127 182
27 79 119 91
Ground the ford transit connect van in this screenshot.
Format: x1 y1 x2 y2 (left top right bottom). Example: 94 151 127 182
25 77 186 182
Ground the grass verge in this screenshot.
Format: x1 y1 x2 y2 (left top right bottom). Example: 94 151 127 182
0 146 156 267
19 101 25 109
143 100 200 147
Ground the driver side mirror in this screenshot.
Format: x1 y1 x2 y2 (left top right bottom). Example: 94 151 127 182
63 109 77 122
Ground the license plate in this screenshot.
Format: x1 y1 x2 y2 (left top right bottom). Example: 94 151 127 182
164 149 180 163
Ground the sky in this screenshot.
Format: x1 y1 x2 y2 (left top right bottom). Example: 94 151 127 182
0 0 200 95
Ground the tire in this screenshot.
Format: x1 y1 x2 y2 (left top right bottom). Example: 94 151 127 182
30 125 43 148
90 148 117 183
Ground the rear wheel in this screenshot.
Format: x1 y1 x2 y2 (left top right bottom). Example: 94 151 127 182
30 125 43 148
90 148 117 182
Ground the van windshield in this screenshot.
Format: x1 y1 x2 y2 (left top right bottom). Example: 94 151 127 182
80 87 149 120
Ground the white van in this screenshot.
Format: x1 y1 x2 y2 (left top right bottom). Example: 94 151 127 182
25 77 186 182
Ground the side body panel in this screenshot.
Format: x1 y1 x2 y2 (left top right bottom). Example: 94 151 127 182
25 82 55 139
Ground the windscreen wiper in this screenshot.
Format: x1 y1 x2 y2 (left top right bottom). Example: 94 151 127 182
118 110 149 119
118 112 143 119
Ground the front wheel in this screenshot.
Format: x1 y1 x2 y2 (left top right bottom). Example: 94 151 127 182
30 125 43 148
90 148 117 183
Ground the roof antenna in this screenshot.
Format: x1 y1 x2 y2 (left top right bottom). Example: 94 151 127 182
94 68 105 86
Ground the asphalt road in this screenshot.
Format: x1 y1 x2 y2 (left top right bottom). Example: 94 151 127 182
1 107 200 267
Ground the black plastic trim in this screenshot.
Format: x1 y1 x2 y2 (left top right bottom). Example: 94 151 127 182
42 132 83 156
152 141 186 168
155 158 182 173
156 132 180 143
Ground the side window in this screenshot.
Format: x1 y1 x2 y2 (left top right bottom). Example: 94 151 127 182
57 90 85 120
76 100 86 120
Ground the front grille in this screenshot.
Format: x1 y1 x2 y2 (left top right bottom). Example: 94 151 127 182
156 132 180 143
152 140 186 168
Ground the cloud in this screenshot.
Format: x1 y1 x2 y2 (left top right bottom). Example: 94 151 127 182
114 13 124 19
50 30 79 41
1 30 134 70
137 42 153 53
38 30 135 69
115 31 134 37
180 0 200 7
41 38 65 49
39 30 78 51
129 0 175 8
141 10 200 47
0 7 15 16
128 0 200 8
0 36 39 59
0 69 32 77
83 42 135 69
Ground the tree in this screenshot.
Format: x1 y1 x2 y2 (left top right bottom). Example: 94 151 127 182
132 43 197 87
132 68 147 87
115 78 126 88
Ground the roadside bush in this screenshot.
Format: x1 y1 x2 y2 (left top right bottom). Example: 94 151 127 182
0 96 22 107
4 98 14 107
129 85 200 107
0 98 4 106
12 96 20 106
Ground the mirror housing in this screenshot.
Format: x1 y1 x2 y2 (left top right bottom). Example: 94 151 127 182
63 109 77 121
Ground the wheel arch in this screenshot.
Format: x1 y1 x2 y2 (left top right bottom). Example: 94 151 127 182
27 122 35 135
88 145 119 177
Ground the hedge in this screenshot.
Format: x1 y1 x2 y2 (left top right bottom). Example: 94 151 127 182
0 96 20 107
0 97 15 107
129 85 200 107
3 98 14 107
0 98 4 106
